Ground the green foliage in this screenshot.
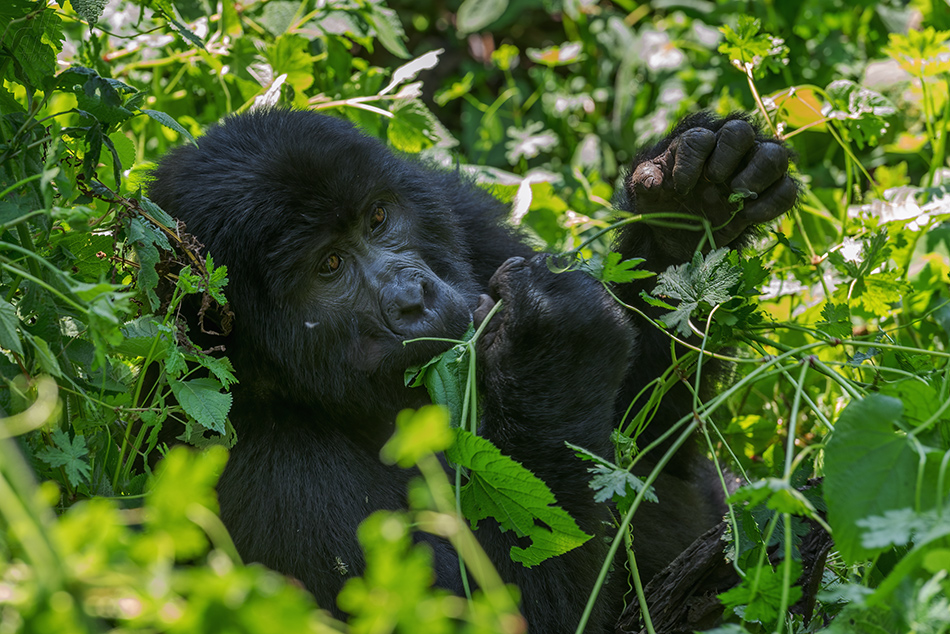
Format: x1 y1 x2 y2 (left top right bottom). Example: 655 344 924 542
825 393 949 565
650 248 743 337
405 324 474 428
568 441 657 515
447 428 592 567
35 427 90 486
1 0 950 632
719 16 790 79
594 253 654 285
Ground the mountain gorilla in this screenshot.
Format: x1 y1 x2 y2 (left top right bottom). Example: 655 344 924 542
149 108 795 632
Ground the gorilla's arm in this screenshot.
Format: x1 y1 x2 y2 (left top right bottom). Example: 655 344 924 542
470 255 634 632
463 114 797 612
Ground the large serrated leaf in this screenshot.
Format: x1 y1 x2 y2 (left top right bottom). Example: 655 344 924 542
596 252 654 284
6 5 63 90
170 377 232 435
36 428 91 487
387 99 455 152
364 4 409 58
824 394 917 564
446 429 591 566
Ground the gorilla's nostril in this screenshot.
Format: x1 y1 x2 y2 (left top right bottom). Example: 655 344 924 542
392 281 427 320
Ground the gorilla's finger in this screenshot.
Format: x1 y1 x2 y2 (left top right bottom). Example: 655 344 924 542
629 160 666 196
741 175 798 223
730 142 789 194
671 127 716 194
473 294 496 329
705 120 756 183
488 256 526 297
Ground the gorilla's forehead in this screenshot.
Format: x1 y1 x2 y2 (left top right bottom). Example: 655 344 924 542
224 111 402 221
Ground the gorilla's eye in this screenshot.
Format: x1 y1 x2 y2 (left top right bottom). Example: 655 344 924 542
370 205 387 231
320 253 343 275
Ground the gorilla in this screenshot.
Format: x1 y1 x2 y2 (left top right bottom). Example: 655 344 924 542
149 108 796 632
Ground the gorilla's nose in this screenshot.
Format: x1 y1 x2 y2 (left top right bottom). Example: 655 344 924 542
385 273 432 334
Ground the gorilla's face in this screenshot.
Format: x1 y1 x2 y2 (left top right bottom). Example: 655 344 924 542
150 111 481 419
298 195 476 374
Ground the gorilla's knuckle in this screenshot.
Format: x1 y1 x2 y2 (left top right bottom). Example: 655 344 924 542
755 141 790 172
716 121 755 154
680 127 716 153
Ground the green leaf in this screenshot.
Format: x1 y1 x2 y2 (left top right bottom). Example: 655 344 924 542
883 27 950 78
595 253 654 284
823 395 918 564
138 195 177 230
850 270 908 314
363 3 409 58
739 255 770 293
446 429 591 566
32 336 63 378
140 109 197 147
855 508 935 550
717 16 789 79
0 300 23 355
125 215 171 311
434 72 475 106
204 255 230 305
728 478 822 520
57 67 136 125
380 406 454 468
405 325 473 428
116 317 165 359
818 301 852 340
259 0 297 35
101 130 135 188
192 354 238 388
146 445 227 559
162 13 206 50
387 99 455 153
568 442 656 514
36 428 91 487
456 0 508 35
267 34 316 93
652 248 741 337
719 559 802 624
881 381 950 431
170 377 232 435
4 5 63 90
824 80 896 149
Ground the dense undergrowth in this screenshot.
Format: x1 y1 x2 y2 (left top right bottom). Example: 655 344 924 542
1 0 949 632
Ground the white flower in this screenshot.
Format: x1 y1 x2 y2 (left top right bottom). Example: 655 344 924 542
641 31 685 71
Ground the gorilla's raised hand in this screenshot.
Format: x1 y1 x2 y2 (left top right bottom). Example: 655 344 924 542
624 116 797 265
476 255 632 408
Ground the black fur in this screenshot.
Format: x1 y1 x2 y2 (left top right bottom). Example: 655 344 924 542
149 108 794 632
